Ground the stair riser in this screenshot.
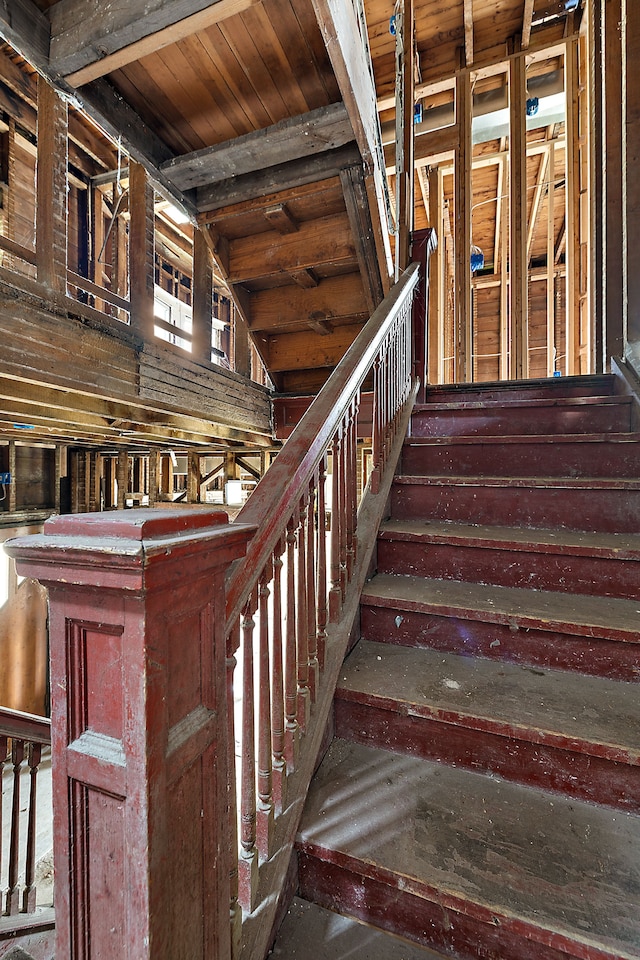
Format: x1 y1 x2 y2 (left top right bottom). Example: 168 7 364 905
359 604 640 682
376 539 640 600
410 404 631 438
424 377 615 404
390 482 640 533
401 440 640 478
335 699 640 812
297 854 589 960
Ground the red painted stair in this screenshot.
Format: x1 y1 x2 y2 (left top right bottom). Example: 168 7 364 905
291 373 640 960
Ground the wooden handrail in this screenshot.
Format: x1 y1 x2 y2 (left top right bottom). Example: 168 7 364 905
0 234 37 266
226 262 420 630
0 706 51 743
67 269 131 314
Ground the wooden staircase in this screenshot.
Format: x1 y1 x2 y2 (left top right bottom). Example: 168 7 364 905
282 374 640 960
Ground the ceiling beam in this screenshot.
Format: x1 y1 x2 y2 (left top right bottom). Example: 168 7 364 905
0 0 50 72
161 103 354 192
522 0 536 49
464 0 475 66
49 0 259 87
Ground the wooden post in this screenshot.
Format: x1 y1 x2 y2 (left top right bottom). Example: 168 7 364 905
233 307 251 379
622 0 640 366
187 451 200 503
427 166 443 385
6 509 255 960
603 0 624 368
7 441 16 513
565 37 580 376
36 79 67 293
193 228 213 364
395 0 414 274
547 141 557 376
410 228 437 401
148 451 160 506
455 70 472 382
589 0 605 372
117 449 128 510
129 161 155 341
509 53 529 379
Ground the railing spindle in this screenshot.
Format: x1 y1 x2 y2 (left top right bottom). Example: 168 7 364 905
284 517 299 768
238 591 258 911
316 454 328 669
0 734 6 903
6 738 25 915
257 564 274 859
306 476 319 700
329 432 342 621
22 741 42 913
271 537 286 812
226 644 241 954
296 498 310 730
339 414 348 600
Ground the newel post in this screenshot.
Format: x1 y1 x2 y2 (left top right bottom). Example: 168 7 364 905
6 509 255 960
411 227 438 403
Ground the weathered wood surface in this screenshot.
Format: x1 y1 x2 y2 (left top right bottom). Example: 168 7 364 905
163 103 354 191
0 285 272 445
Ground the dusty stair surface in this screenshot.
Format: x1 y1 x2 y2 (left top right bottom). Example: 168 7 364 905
291 373 640 960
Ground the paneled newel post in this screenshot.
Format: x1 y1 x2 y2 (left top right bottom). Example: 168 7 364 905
6 509 255 960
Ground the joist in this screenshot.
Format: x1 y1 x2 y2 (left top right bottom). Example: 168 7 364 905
264 323 361 373
50 0 260 86
162 103 354 192
250 273 368 332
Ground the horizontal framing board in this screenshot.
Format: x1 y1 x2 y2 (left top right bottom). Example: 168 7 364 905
263 322 362 372
250 271 367 331
162 102 354 191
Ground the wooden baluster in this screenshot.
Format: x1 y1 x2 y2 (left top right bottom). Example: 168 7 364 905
22 741 42 913
371 356 382 495
0 734 6 903
6 738 25 915
238 592 258 911
296 498 310 730
339 414 348 601
256 563 274 860
316 455 328 669
226 632 241 958
271 537 286 812
306 476 318 701
329 431 343 619
345 402 356 581
350 394 360 568
284 517 299 769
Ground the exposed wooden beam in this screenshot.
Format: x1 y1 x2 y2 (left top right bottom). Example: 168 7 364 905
527 143 550 257
50 0 259 87
162 103 353 192
340 164 384 313
250 273 367 332
547 140 556 376
0 0 50 72
197 143 360 214
464 0 475 67
290 269 319 289
522 0 536 49
263 205 299 235
454 71 472 382
509 54 529 379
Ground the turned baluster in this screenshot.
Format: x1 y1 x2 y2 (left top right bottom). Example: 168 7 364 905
329 430 343 619
306 476 319 700
284 517 299 769
238 592 258 911
338 413 348 601
22 741 42 913
316 454 328 668
256 563 274 860
0 734 6 904
296 498 310 730
226 641 241 956
371 356 383 494
271 538 286 811
6 738 25 915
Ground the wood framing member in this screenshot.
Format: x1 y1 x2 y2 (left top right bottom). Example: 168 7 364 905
0 0 50 73
339 164 384 313
129 161 156 342
192 228 213 364
196 144 360 213
603 0 624 365
565 37 579 375
589 0 604 371
547 141 556 376
50 0 260 86
162 104 354 192
622 0 640 364
426 166 443 384
509 53 529 379
527 143 550 258
36 80 67 293
454 70 472 382
521 0 536 50
396 0 415 273
464 0 474 67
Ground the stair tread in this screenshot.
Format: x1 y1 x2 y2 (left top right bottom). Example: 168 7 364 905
404 431 640 445
414 394 630 413
361 573 640 641
379 519 640 556
338 640 640 762
269 897 450 960
299 739 640 959
394 474 640 489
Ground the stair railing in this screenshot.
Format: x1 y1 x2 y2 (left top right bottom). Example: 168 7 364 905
224 262 420 952
0 706 54 937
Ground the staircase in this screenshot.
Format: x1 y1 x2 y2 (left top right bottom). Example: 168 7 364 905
284 374 640 960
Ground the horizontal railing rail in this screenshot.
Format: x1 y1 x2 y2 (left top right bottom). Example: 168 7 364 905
224 263 420 944
0 707 52 926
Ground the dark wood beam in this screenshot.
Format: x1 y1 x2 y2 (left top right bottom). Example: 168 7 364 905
50 0 259 86
263 204 299 235
0 0 50 72
162 103 353 192
196 143 360 214
340 164 383 313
